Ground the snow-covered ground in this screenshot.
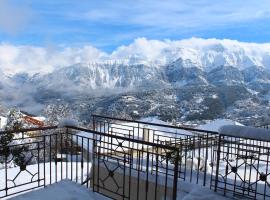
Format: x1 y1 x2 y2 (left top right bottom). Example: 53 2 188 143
9 180 109 200
2 118 270 199
0 162 91 198
178 181 230 200
1 161 231 200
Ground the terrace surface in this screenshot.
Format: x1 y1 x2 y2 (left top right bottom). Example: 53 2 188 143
0 115 270 199
10 180 109 200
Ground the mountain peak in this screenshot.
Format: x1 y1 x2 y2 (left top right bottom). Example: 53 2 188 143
1 38 270 75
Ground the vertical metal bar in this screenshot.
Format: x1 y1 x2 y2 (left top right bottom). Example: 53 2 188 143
197 136 201 184
76 135 78 183
263 148 269 200
60 132 63 180
128 149 132 200
189 136 194 182
248 140 253 197
43 135 46 187
123 154 126 200
214 135 222 192
55 134 58 183
223 140 230 196
210 135 217 189
71 132 73 181
145 151 150 200
66 128 68 179
172 149 179 200
49 134 52 185
92 139 96 192
136 150 141 200
38 142 40 187
203 133 209 186
81 137 84 184
254 146 261 199
242 139 248 196
164 151 169 200
179 141 183 179
233 139 240 195
5 148 8 196
97 146 100 193
184 140 187 181
154 149 158 200
87 138 90 188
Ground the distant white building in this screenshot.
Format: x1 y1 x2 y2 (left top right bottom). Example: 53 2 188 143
0 116 7 129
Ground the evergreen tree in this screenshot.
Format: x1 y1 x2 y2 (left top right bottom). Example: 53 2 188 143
0 109 30 168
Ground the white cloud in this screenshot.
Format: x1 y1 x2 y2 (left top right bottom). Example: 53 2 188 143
2 37 270 75
0 44 107 75
0 0 32 34
111 37 270 68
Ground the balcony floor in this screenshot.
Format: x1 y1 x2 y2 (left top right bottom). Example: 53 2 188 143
9 180 109 200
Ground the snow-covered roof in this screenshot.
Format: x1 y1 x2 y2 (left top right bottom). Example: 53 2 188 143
197 119 243 132
219 125 270 141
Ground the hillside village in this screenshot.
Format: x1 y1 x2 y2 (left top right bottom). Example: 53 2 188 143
0 110 46 131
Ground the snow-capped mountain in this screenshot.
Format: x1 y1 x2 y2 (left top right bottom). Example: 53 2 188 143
1 38 270 124
28 63 167 93
109 38 270 70
1 38 270 76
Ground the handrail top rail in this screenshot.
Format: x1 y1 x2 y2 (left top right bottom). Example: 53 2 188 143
0 125 179 151
67 125 179 151
92 114 219 135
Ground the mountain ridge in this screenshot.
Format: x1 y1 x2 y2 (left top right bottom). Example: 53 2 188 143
1 38 270 76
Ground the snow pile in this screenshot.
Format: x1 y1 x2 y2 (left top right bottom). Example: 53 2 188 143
10 180 109 200
140 117 193 137
219 125 270 141
178 181 230 200
197 119 243 132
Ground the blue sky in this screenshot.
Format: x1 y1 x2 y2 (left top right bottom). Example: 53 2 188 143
1 0 270 52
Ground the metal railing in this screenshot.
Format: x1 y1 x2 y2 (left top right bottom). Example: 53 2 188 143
92 115 219 187
92 115 270 199
215 134 270 199
1 115 270 199
0 125 180 200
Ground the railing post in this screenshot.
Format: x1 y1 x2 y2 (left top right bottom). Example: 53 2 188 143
203 133 209 186
214 134 222 192
173 149 180 200
92 139 96 192
5 148 8 197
